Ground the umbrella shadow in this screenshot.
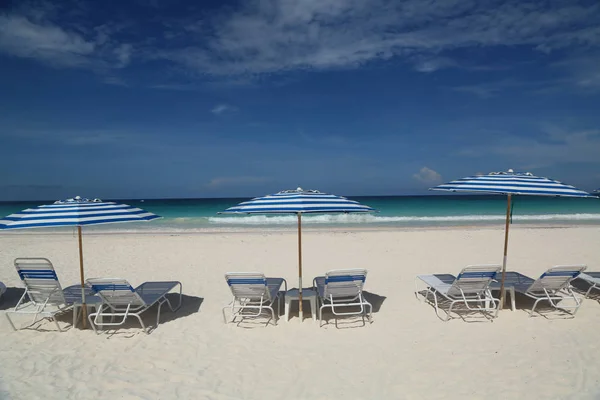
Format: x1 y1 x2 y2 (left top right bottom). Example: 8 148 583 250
0 287 25 310
90 294 204 337
318 291 387 329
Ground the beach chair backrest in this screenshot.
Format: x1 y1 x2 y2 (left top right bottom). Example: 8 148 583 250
324 269 367 299
448 264 500 296
225 273 270 301
14 258 66 305
528 265 586 293
87 278 145 307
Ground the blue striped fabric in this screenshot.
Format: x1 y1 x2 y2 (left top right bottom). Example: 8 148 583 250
431 171 596 198
18 269 58 280
0 197 161 230
91 284 135 292
221 188 374 214
457 271 497 279
227 278 267 286
540 271 580 278
325 275 366 283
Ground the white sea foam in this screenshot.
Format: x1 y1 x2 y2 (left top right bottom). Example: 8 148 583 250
207 213 600 225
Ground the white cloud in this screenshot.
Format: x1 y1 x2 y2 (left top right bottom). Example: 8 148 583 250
159 0 600 76
412 56 457 73
0 15 95 67
210 104 236 115
551 55 600 90
113 43 132 67
0 12 133 71
413 167 443 184
2 0 600 84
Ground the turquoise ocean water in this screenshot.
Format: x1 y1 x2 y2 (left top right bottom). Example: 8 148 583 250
1 195 600 232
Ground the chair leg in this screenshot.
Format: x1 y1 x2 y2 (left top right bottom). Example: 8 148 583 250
134 314 148 334
269 306 276 326
30 312 40 327
584 284 597 298
157 301 164 327
319 305 326 327
530 298 543 317
87 312 99 334
167 282 183 312
366 302 373 322
5 313 17 331
222 306 229 323
431 291 450 321
53 317 63 332
447 300 455 321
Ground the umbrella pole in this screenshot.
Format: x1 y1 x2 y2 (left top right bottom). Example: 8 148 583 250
498 194 511 310
297 212 303 321
77 226 87 328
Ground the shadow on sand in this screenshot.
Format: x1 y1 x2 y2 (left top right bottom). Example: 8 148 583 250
315 291 387 329
0 287 25 310
89 293 204 337
508 291 581 319
415 289 499 323
1 290 204 335
416 288 580 322
571 279 599 302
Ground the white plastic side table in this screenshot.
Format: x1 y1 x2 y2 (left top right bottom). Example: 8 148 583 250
63 285 103 328
284 288 317 322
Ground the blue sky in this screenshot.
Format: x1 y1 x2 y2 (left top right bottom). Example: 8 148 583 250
1 0 599 200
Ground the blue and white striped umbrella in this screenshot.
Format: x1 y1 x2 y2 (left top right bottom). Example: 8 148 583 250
430 170 596 310
221 188 374 214
221 188 374 320
0 196 161 327
431 170 595 198
0 197 160 229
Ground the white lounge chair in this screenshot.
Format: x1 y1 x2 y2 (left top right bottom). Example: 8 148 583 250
576 272 600 298
86 278 182 334
5 258 83 331
415 264 501 321
313 269 373 327
509 265 587 316
223 272 287 326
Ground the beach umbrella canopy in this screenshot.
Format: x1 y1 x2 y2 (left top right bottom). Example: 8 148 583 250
430 170 596 308
220 188 374 320
0 196 160 327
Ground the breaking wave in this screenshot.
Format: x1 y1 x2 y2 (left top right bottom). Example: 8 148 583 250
207 213 600 225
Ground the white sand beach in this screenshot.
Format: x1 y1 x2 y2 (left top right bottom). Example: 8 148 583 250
1 226 599 400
